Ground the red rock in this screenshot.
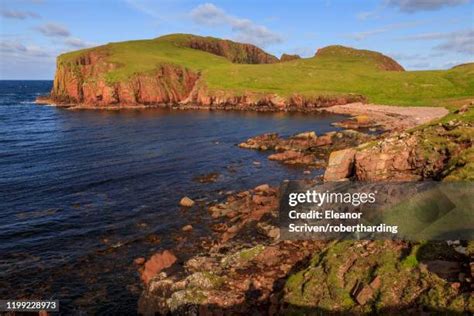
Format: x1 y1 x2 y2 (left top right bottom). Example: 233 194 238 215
134 257 146 265
248 205 273 221
252 194 272 206
182 225 193 232
355 285 374 305
254 184 270 193
280 53 301 62
268 150 302 161
179 196 195 207
141 250 177 284
226 210 238 219
324 148 356 181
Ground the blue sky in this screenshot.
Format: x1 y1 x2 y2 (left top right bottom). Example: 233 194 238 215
1 0 473 79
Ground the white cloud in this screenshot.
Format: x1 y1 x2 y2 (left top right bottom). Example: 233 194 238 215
63 37 95 49
357 11 379 20
436 30 474 54
408 61 431 68
399 29 473 54
386 0 471 12
36 23 70 37
398 32 447 40
1 9 40 19
0 40 51 58
190 3 282 47
348 20 423 41
388 52 422 60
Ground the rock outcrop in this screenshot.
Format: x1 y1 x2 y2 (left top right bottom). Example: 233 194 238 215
43 34 374 109
280 53 301 62
324 119 473 181
138 182 474 314
140 250 177 284
183 35 279 64
51 50 200 106
48 50 366 109
239 129 373 168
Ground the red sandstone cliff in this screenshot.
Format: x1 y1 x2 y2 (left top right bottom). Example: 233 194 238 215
46 49 365 109
44 36 373 109
184 35 279 64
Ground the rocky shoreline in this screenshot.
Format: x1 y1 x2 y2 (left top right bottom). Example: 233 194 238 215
134 104 473 314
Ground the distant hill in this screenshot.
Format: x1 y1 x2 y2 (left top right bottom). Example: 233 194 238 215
314 45 404 71
451 62 474 70
49 33 474 108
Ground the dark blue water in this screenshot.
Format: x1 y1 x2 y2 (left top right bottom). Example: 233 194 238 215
0 80 346 314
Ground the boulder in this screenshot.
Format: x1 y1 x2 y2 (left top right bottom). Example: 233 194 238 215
254 184 270 193
179 196 195 207
141 250 177 284
324 148 356 181
182 224 193 232
293 131 317 139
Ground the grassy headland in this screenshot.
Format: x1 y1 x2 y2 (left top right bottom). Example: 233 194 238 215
57 33 474 107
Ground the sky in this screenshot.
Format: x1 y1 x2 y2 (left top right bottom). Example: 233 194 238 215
0 0 473 79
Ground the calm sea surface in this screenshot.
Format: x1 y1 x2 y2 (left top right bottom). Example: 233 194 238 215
0 80 346 314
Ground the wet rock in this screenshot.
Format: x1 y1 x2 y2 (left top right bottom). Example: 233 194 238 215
182 225 193 232
141 250 177 284
293 131 317 139
193 172 219 183
254 183 270 193
134 257 146 265
179 196 195 207
268 150 302 161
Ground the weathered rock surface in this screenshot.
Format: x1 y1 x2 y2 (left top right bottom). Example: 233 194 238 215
324 120 473 181
179 196 195 207
240 129 373 168
44 36 367 109
140 250 177 284
184 35 279 64
280 53 301 62
139 184 474 314
324 148 356 181
283 240 473 314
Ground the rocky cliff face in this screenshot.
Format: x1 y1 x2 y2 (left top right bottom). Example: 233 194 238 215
324 118 473 181
50 50 200 106
184 35 279 64
47 48 365 109
280 53 301 62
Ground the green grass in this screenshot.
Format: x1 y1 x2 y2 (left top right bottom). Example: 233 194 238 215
57 33 474 106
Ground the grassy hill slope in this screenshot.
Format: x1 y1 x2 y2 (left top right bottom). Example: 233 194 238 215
57 34 473 106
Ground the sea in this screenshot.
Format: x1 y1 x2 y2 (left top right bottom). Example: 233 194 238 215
0 80 346 314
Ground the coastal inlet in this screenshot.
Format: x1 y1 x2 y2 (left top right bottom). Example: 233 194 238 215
0 80 347 314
